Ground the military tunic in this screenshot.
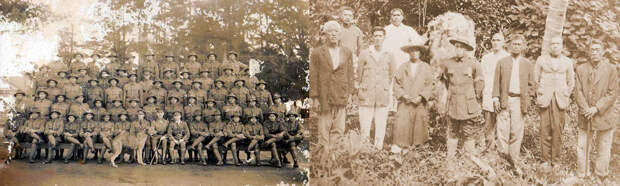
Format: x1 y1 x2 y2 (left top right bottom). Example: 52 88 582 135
80 119 98 135
92 107 107 122
224 121 245 137
105 62 122 76
104 86 124 104
143 104 162 121
184 61 202 78
151 119 169 136
64 83 83 100
85 86 104 107
77 74 93 88
165 104 184 119
69 60 86 74
184 104 202 120
107 107 126 122
263 120 284 137
195 77 214 90
254 89 273 113
222 104 242 121
201 107 220 123
439 57 484 120
167 121 190 141
243 122 264 139
189 120 209 138
217 75 236 89
270 103 287 120
159 62 179 79
167 88 186 104
51 102 70 118
243 106 263 123
68 102 90 118
139 60 159 80
147 87 168 105
44 118 64 143
188 88 207 105
208 88 229 109
64 120 81 139
32 99 52 117
123 82 143 105
42 87 65 101
200 60 220 79
126 106 140 121
230 86 250 107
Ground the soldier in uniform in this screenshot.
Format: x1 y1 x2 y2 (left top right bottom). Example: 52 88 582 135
85 79 104 108
204 110 225 165
243 115 264 166
179 69 194 91
49 60 69 78
224 51 247 75
262 112 284 167
140 53 159 80
99 70 113 89
201 52 220 80
141 70 155 91
105 54 122 76
34 65 53 91
188 113 209 165
76 68 93 88
283 111 304 168
70 53 87 74
223 114 245 166
209 80 229 111
63 114 82 163
161 70 176 90
131 110 150 165
165 96 184 120
243 96 263 123
68 95 89 117
92 99 107 121
188 81 207 106
42 79 65 100
160 54 180 79
110 113 131 168
184 96 202 121
195 70 214 91
254 80 273 114
230 79 250 108
168 79 186 105
217 65 236 89
148 80 168 106
56 71 71 87
143 96 162 121
239 68 259 91
12 90 31 120
108 100 126 122
33 90 52 118
51 94 70 118
64 75 83 99
185 54 202 79
97 114 115 164
44 111 64 164
202 98 219 123
23 112 45 163
105 78 124 108
148 109 169 165
439 36 485 162
124 73 143 106
126 99 141 121
80 112 98 163
115 68 130 88
167 111 190 164
87 53 104 78
222 93 242 122
270 93 287 121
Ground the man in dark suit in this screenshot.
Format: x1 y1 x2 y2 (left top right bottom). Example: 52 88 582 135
309 20 355 146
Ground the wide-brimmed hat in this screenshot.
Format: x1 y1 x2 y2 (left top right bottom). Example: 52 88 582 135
206 52 217 59
449 36 474 51
13 90 26 97
227 51 238 57
401 44 428 54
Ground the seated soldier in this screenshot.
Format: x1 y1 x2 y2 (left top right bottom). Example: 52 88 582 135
168 79 186 105
148 109 169 165
92 99 107 121
283 111 305 168
167 111 190 165
110 113 131 168
68 95 89 117
184 96 201 121
262 112 285 168
243 96 263 123
223 114 246 166
209 80 229 110
104 78 123 108
97 114 115 164
148 80 167 106
222 93 242 122
179 70 193 91
51 94 70 118
63 114 82 164
243 115 265 166
188 81 207 104
126 99 141 121
188 113 210 165
85 79 104 108
230 79 249 108
204 110 225 166
80 112 98 163
24 112 45 163
195 70 214 91
44 111 64 164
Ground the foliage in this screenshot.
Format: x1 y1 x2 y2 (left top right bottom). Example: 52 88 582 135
0 0 49 32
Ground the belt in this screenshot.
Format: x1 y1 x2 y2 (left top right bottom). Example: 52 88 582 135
508 92 520 97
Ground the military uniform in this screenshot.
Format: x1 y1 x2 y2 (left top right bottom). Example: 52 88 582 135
262 112 284 167
167 84 187 105
230 79 250 107
44 112 64 162
139 56 160 80
105 61 122 77
49 60 69 77
222 94 242 121
149 115 169 165
97 115 116 150
69 60 87 74
63 115 82 162
68 97 89 118
270 103 287 121
41 79 65 100
123 77 143 106
195 74 214 90
243 116 265 165
116 73 129 88
51 95 70 117
140 73 154 92
167 114 190 164
92 101 107 121
85 80 104 107
80 113 98 162
23 113 45 162
201 58 220 80
160 59 180 79
143 96 162 121
254 81 273 113
202 99 220 123
240 73 259 91
243 96 263 123
184 98 202 120
64 78 83 100
148 81 168 105
76 71 93 88
209 82 229 110
188 83 207 105
107 102 126 122
34 66 53 90
104 78 124 106
33 91 52 117
165 97 184 119
184 56 202 79
217 73 236 89
126 100 141 121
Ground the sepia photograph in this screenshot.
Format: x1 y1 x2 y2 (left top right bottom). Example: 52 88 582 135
0 0 310 185
308 0 619 185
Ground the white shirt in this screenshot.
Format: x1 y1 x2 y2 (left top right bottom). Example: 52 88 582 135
328 47 341 70
383 24 425 71
370 46 382 61
480 50 509 111
409 62 419 78
509 56 522 94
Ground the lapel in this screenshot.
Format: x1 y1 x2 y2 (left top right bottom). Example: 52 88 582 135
335 47 348 71
591 62 605 87
320 47 336 71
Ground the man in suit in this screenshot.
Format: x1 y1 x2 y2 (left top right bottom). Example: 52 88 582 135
574 40 617 181
310 20 354 146
534 36 575 165
480 32 509 150
492 34 534 170
357 26 394 149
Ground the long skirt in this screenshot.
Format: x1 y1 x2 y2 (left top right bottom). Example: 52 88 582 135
392 102 429 147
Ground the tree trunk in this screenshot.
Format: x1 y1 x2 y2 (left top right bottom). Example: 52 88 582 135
541 0 570 56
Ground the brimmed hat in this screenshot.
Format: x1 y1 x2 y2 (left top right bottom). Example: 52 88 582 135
112 99 123 104
57 71 68 76
55 94 67 99
29 111 40 116
108 77 119 84
187 53 198 58
128 99 139 103
256 80 267 86
172 79 183 85
163 69 175 74
172 111 182 116
449 36 474 51
211 110 221 116
272 93 281 99
227 51 238 57
191 80 202 85
13 90 26 97
36 89 48 95
84 112 95 117
146 95 157 101
88 79 99 84
227 93 238 100
215 79 225 84
50 110 61 116
286 111 299 117
206 52 217 59
128 73 138 78
118 113 129 117
67 113 78 119
187 96 197 101
46 79 58 84
205 98 216 104
153 79 163 85
74 95 85 99
400 44 428 55
234 79 245 84
247 115 259 120
68 74 79 79
168 96 180 101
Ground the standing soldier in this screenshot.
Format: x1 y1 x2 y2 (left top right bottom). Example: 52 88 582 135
75 68 92 88
149 109 169 165
480 33 509 149
92 99 107 121
243 96 264 123
34 66 53 91
167 79 187 105
131 110 150 165
124 73 143 106
167 111 190 164
24 112 45 163
195 70 214 91
49 60 69 77
56 71 71 87
70 53 87 74
80 112 98 163
148 80 168 106
68 95 89 117
185 54 202 78
573 40 618 181
179 69 193 91
262 111 285 167
44 111 64 164
222 93 243 122
104 78 124 108
270 93 287 121
224 51 247 75
491 34 534 171
51 94 70 118
230 79 250 108
202 52 220 79
143 96 162 121
534 36 575 165
204 110 225 166
33 90 52 118
107 100 126 122
223 113 246 166
105 54 122 76
140 53 159 81
97 114 115 164
65 75 83 99
202 98 220 123
115 68 129 88
140 71 155 92
439 36 485 162
188 81 207 106
188 113 210 165
239 69 259 91
12 90 31 119
283 111 304 168
209 80 229 110
161 70 177 90
184 96 202 121
63 114 82 163
165 96 184 120
160 54 180 79
87 53 104 78
42 79 65 100
99 70 113 89
126 99 141 121
85 79 104 108
243 115 264 166
255 80 273 114
217 64 237 89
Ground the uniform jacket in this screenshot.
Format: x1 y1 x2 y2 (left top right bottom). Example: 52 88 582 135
534 55 575 109
439 57 484 120
44 118 64 135
243 123 264 139
309 46 354 113
151 119 169 135
224 121 245 137
492 56 535 113
167 120 189 140
64 83 83 100
357 47 395 107
575 61 618 130
189 121 209 137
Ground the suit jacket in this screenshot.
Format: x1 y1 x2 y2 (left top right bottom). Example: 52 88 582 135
534 55 575 110
357 47 395 107
574 61 618 131
394 62 433 105
309 46 354 113
440 57 484 120
492 56 534 113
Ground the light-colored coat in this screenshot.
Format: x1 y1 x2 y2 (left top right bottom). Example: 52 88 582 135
574 61 618 131
534 55 575 109
357 47 395 107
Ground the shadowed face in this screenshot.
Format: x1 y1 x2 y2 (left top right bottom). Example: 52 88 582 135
491 33 505 51
268 114 276 121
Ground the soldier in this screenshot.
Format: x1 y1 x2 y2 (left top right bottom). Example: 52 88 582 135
201 52 220 79
254 80 273 114
56 71 71 87
178 68 193 90
124 73 143 106
202 98 219 123
230 79 250 108
195 70 214 91
108 100 126 122
63 114 82 163
123 55 140 76
49 60 69 78
439 36 485 163
222 93 242 122
217 65 236 89
99 70 113 89
33 90 52 118
243 95 263 123
97 113 115 164
51 94 70 118
75 68 93 88
131 110 150 165
110 113 131 167
23 112 45 163
104 78 124 108
204 110 225 166
161 70 176 90
92 99 107 121
85 79 104 108
185 54 202 78
239 68 259 91
165 96 184 120
126 99 141 121
167 79 187 105
105 54 122 76
270 93 287 121
148 109 169 165
184 96 202 121
188 81 207 105
141 70 155 91
262 111 284 167
68 95 89 117
64 75 83 99
34 65 53 91
224 51 247 75
188 113 209 165
143 96 162 121
243 115 264 166
44 111 64 164
70 53 87 74
283 111 304 168
12 90 31 119
148 80 168 106
80 112 97 163
116 68 130 88
87 53 104 78
140 53 159 80
167 111 190 164
223 114 245 166
42 79 65 100
209 80 229 110
160 54 180 79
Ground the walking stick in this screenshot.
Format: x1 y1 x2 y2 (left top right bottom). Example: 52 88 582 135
150 138 162 165
585 119 592 177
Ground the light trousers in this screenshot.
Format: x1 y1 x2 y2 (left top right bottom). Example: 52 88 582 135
496 97 524 161
318 106 346 146
576 127 615 177
358 105 388 149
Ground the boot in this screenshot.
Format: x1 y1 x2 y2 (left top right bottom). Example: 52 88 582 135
45 147 53 164
213 148 223 166
180 150 186 165
29 144 37 163
82 146 89 164
253 150 260 166
232 149 240 166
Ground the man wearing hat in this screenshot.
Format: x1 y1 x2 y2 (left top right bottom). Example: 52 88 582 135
105 54 122 76
131 110 150 165
76 68 93 88
243 115 264 166
439 36 485 162
179 68 194 91
139 53 159 81
224 51 247 76
148 80 168 106
202 52 221 79
69 95 89 117
110 112 131 167
184 96 202 120
32 90 52 117
209 80 229 110
204 110 225 165
70 53 87 74
64 75 83 100
185 53 202 78
124 73 144 106
34 65 53 91
243 95 264 123
188 113 209 165
262 111 285 167
41 79 65 100
310 20 355 146
87 53 103 78
115 68 130 87
270 93 287 121
201 98 219 123
230 79 250 107
356 26 395 149
255 80 273 113
223 113 246 166
167 79 187 105
104 78 123 108
239 68 259 90
98 70 113 89
195 70 214 91
126 99 142 121
85 79 104 107
44 110 64 163
51 94 70 118
140 70 155 91
160 54 180 79
283 110 304 168
148 109 169 165
49 59 69 77
97 113 115 164
63 114 82 163
143 96 161 121
23 111 45 163
108 100 126 122
392 43 433 151
217 64 237 89
165 96 184 120
188 81 207 104
92 99 107 121
222 93 243 122
12 90 31 119
80 111 98 163
55 70 71 87
167 111 190 164
161 69 177 90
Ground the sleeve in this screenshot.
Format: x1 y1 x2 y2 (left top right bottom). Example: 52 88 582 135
420 65 433 101
492 60 502 98
566 59 575 94
309 49 320 99
595 67 618 113
357 53 366 84
574 67 589 110
393 65 405 100
473 61 484 99
182 122 190 140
